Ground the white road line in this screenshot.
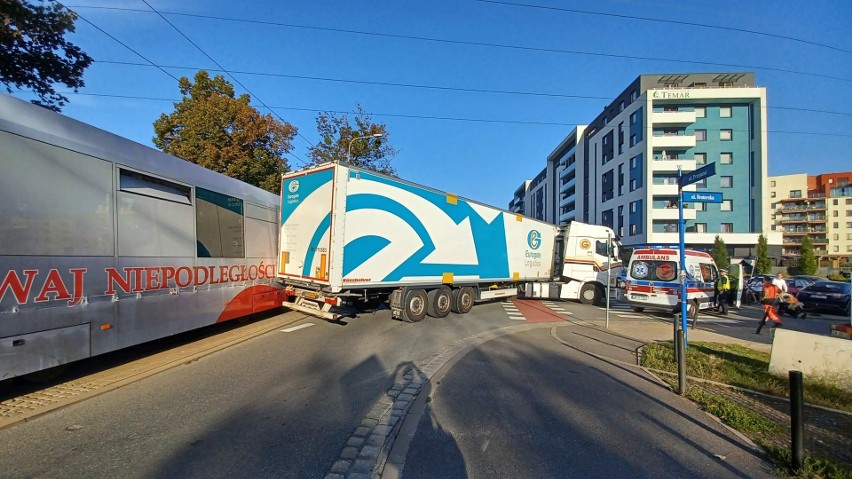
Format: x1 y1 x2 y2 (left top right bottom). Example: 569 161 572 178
281 323 315 333
615 314 646 319
510 317 527 321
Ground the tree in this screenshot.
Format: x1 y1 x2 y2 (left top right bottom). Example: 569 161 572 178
309 103 397 175
153 71 296 193
798 236 818 275
710 235 730 270
1 0 92 111
755 234 771 275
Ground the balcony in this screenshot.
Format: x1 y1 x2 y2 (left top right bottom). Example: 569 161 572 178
782 237 828 246
781 215 827 224
651 110 697 126
651 134 696 150
651 158 697 173
652 207 696 221
779 204 826 214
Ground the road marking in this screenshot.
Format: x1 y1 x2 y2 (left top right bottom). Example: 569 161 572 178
281 323 315 333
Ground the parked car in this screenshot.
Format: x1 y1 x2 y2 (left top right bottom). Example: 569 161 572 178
790 275 824 284
742 274 774 304
796 281 851 316
786 277 817 296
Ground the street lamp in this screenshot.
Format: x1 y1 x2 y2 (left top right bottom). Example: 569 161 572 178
347 133 383 163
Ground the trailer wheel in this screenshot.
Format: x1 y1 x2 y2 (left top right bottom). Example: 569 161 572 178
427 286 453 318
579 283 600 305
452 287 474 314
402 288 428 323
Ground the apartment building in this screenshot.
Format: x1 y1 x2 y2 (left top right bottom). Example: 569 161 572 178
768 172 852 265
513 72 782 260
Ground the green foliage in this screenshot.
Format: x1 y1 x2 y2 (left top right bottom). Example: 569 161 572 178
642 342 852 412
710 235 730 269
798 236 818 276
686 389 781 434
153 71 296 193
0 0 92 111
827 273 848 281
309 103 397 175
755 234 772 275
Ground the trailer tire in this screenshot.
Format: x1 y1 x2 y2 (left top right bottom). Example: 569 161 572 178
452 287 475 314
579 283 600 305
427 287 453 318
402 288 428 323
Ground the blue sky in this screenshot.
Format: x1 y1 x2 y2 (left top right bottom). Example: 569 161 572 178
13 0 852 208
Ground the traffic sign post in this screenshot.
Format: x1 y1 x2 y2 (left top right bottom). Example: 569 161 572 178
683 191 723 203
677 163 718 348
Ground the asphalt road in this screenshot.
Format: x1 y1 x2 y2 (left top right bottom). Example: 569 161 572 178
2 296 840 478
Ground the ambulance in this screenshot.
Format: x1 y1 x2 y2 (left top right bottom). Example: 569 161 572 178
623 248 719 319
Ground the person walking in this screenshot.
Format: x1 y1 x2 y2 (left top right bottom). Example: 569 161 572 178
715 270 731 315
755 276 783 333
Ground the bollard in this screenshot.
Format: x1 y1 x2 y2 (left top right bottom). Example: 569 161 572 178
790 370 805 470
677 329 687 395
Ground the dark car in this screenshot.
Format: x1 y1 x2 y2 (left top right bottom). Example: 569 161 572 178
796 281 851 316
786 277 817 296
791 275 824 285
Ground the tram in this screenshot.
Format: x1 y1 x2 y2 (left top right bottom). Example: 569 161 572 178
0 94 286 382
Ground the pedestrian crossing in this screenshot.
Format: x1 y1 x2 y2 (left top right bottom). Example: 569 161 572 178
500 298 746 324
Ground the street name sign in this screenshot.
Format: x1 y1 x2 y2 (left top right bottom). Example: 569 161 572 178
679 162 716 187
683 191 723 203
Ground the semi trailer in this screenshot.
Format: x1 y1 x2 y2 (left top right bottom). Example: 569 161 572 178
277 162 623 322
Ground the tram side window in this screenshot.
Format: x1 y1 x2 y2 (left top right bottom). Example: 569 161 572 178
196 187 245 258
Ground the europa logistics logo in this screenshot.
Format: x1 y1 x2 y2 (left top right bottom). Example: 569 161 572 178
527 230 541 250
288 180 300 193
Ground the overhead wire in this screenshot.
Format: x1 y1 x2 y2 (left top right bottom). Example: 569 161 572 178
24 90 852 139
91 59 852 118
473 0 852 55
136 0 311 167
67 5 851 84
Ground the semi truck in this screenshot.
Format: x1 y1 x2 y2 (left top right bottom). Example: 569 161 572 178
277 162 623 322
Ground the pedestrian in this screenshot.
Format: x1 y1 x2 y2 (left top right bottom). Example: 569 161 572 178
715 270 731 315
755 276 783 333
772 273 788 294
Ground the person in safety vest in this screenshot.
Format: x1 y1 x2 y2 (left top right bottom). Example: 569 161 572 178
755 276 783 334
715 270 731 315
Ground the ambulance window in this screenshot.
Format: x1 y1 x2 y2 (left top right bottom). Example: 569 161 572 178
699 264 713 282
630 260 677 281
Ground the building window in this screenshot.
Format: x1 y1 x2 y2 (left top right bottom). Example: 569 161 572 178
721 200 732 211
790 190 802 198
720 176 733 188
848 233 852 240
833 199 839 205
619 101 625 112
720 106 732 118
695 202 706 211
630 179 637 191
630 111 638 125
847 222 852 228
720 152 732 164
847 198 852 204
694 106 705 117
694 129 706 141
694 152 706 165
695 223 707 233
629 134 637 147
770 180 776 187
721 223 733 233
835 222 840 228
834 246 840 252
834 210 839 217
720 129 733 141
771 192 776 198
695 178 707 188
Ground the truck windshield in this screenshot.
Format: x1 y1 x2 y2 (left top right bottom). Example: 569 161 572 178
629 260 677 282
